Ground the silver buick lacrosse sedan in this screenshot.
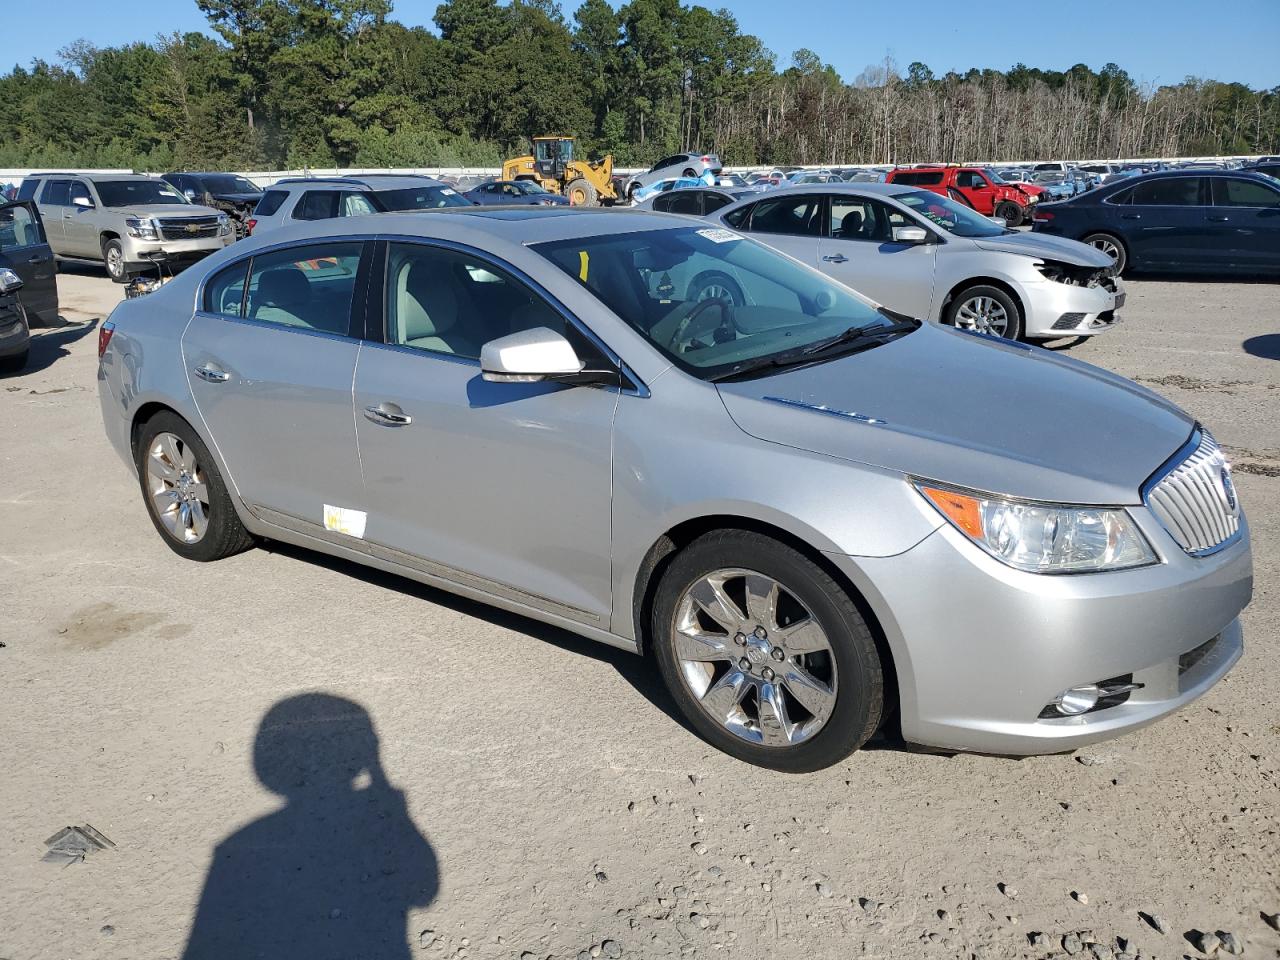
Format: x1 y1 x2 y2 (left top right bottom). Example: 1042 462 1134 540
97 207 1251 771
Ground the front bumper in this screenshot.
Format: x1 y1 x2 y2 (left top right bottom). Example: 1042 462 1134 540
0 305 31 357
121 233 233 266
1019 277 1122 339
838 508 1252 755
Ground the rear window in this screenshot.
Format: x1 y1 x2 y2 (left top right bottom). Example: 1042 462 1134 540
293 190 341 221
16 179 39 201
891 171 943 186
254 190 288 217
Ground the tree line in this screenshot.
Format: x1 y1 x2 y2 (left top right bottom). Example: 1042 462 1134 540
0 0 1276 173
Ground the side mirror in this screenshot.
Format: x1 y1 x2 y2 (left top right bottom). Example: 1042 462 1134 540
72 195 94 209
892 225 929 243
989 216 1007 228
481 327 587 383
0 267 23 294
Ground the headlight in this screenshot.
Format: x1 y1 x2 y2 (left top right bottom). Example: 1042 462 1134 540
217 213 232 234
916 481 1157 573
125 217 158 240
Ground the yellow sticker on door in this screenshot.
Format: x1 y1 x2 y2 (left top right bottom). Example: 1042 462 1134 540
323 504 367 538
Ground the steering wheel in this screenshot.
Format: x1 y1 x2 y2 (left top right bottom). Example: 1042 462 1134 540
665 296 738 353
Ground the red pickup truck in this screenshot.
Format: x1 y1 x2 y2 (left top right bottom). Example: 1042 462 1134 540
885 166 1041 226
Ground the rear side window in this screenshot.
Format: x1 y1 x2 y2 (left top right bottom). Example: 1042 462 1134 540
245 241 364 335
659 191 701 215
702 192 733 214
1131 178 1205 206
1212 177 1280 208
40 179 71 206
16 179 39 201
747 195 824 236
292 190 341 221
204 260 250 317
722 205 751 228
254 190 288 217
892 171 944 186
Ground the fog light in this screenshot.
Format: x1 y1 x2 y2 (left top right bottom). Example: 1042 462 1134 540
1051 684 1101 716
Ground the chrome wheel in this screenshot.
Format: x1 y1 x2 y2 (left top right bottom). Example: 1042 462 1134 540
672 568 837 747
954 295 1010 336
105 244 125 279
1088 236 1121 263
145 432 210 543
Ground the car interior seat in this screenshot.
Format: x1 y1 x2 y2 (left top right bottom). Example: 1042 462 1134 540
395 257 482 357
251 267 312 328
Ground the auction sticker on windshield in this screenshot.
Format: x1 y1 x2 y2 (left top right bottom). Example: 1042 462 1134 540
697 228 742 244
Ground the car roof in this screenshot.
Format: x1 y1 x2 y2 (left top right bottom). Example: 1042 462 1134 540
272 174 449 191
25 172 161 181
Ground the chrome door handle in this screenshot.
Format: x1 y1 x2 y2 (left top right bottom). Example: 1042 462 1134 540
26 255 49 264
364 403 412 426
822 254 848 263
1207 215 1229 222
192 362 230 383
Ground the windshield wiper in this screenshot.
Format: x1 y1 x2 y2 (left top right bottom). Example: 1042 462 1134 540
710 318 917 383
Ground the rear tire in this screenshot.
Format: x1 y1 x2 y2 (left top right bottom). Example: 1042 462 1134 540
651 530 884 772
565 178 598 207
1081 232 1127 275
136 411 254 562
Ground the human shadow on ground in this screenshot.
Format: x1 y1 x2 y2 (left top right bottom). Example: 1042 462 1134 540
181 693 438 960
1243 334 1280 361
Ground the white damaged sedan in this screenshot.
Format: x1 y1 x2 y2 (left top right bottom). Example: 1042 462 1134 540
708 183 1123 341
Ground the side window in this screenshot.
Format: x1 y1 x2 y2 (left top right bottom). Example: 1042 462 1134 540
722 204 751 228
829 197 893 242
69 181 93 207
340 192 377 216
384 242 568 360
651 194 675 213
204 260 250 317
292 190 340 221
702 192 733 214
41 179 71 206
1212 178 1280 208
1131 178 1204 206
665 191 701 216
245 241 364 334
0 203 46 248
748 196 823 236
16 179 39 201
254 190 288 217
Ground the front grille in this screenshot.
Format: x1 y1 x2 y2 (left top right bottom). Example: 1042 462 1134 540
1146 431 1241 555
158 216 220 240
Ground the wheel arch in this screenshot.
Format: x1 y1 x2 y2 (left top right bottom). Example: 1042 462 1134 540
631 514 901 725
100 229 121 245
940 275 1025 324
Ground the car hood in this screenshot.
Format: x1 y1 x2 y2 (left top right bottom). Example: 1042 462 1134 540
970 230 1112 267
716 324 1194 505
209 191 263 203
113 203 224 218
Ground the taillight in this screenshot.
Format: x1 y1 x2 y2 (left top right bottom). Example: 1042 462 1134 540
98 321 115 358
1033 210 1054 222
701 156 711 163
245 218 257 235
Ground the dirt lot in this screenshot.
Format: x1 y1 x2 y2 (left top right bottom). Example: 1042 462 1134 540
2 269 1278 960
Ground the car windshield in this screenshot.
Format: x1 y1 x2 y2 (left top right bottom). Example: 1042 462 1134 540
198 174 261 194
983 167 1009 184
372 185 472 210
534 226 909 380
893 190 1007 237
95 180 188 207
512 181 549 194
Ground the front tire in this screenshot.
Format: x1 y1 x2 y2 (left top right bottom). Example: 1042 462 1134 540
565 178 598 207
994 200 1023 226
945 284 1023 340
651 530 884 772
1081 232 1127 275
102 238 128 283
136 411 254 562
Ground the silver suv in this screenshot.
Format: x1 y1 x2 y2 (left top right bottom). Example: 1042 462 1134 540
623 152 723 201
19 173 234 281
247 175 471 235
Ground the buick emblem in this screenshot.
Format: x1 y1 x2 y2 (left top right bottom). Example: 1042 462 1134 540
1220 466 1237 511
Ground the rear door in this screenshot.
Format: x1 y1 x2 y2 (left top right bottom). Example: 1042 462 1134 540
1125 177 1215 268
181 240 370 538
351 240 619 623
734 193 824 265
1208 176 1280 271
0 201 59 325
817 194 936 316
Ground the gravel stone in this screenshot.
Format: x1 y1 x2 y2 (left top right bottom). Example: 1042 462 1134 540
602 939 622 958
1139 912 1169 935
998 883 1018 899
1187 930 1221 954
691 842 707 856
816 882 833 898
1062 932 1083 955
1263 912 1280 931
1073 891 1089 905
420 930 437 948
1217 930 1242 955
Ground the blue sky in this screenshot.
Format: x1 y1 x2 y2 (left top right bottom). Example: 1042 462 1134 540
8 0 1279 89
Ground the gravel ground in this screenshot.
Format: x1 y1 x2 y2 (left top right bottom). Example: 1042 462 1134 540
2 270 1278 960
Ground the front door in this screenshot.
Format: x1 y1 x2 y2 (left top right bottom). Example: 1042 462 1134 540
818 194 937 317
181 240 370 539
0 201 59 325
352 240 618 625
63 180 100 258
1125 177 1215 269
36 178 71 247
955 170 996 214
1209 176 1280 270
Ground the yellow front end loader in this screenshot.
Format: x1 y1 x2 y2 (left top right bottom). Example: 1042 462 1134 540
501 136 617 206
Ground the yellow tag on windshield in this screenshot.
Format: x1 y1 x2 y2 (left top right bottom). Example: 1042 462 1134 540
578 250 589 282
